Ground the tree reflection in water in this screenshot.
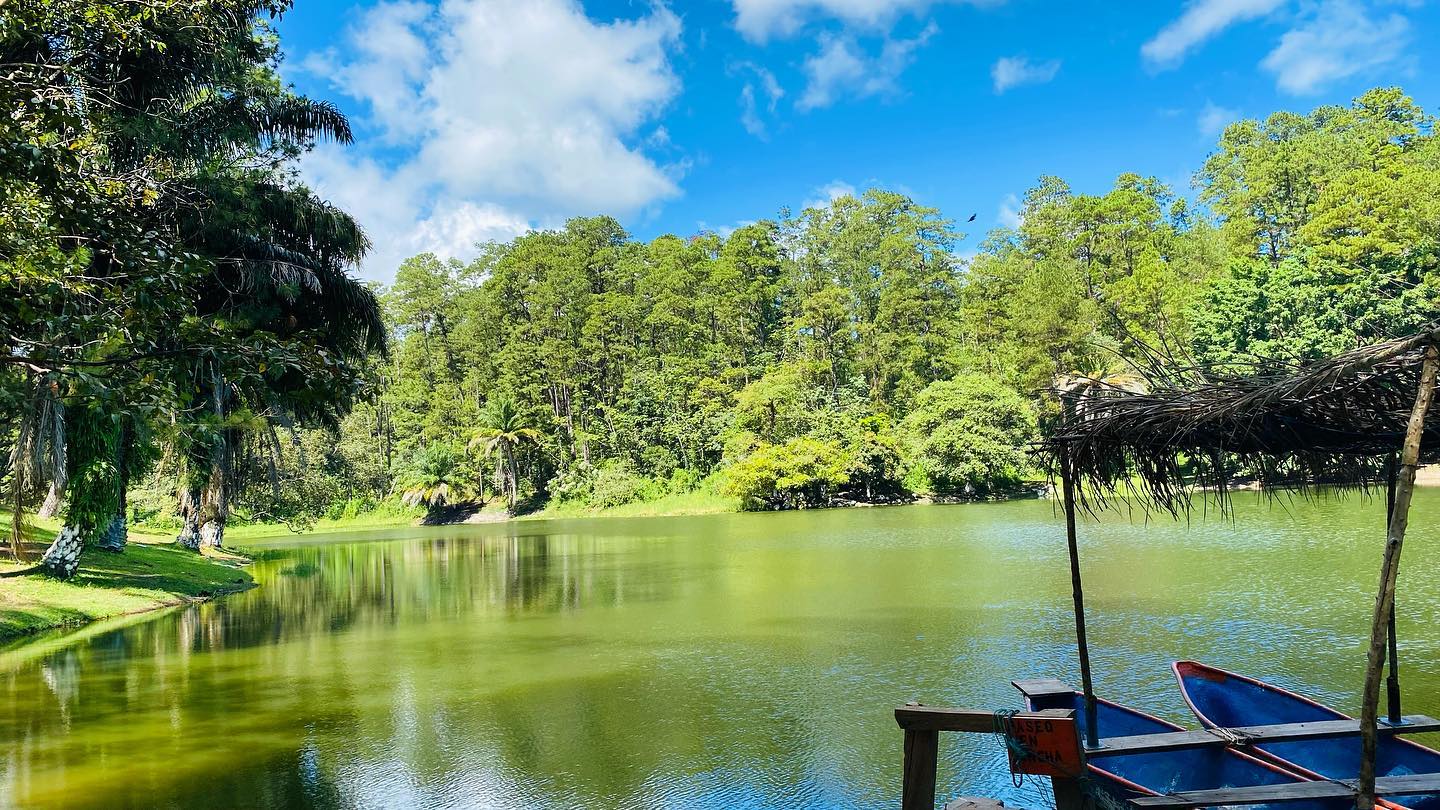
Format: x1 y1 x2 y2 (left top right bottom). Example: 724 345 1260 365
7 500 1440 809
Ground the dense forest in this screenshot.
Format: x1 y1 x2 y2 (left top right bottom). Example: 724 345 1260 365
4 3 1440 573
254 85 1440 522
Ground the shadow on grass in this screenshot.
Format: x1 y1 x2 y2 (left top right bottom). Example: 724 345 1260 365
69 544 253 597
418 497 518 524
1 538 255 643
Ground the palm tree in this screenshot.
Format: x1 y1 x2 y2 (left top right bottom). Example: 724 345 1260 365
7 374 64 562
469 397 542 509
394 444 472 508
163 84 385 552
6 2 384 571
1054 360 1149 420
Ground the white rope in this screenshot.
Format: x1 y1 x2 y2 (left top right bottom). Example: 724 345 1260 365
1206 726 1257 747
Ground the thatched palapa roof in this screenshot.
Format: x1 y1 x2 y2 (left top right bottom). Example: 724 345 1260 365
1046 324 1440 512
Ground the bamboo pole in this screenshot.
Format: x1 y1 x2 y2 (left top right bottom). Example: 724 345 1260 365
1385 454 1402 726
1358 346 1439 810
1061 447 1099 748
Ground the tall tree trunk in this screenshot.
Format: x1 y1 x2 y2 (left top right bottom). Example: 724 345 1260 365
98 515 127 553
378 401 393 481
97 420 130 553
39 526 84 578
37 481 62 518
9 476 23 562
435 313 460 383
199 469 228 549
199 519 224 549
503 442 518 508
199 431 230 549
177 486 203 550
1358 346 1439 810
189 375 231 550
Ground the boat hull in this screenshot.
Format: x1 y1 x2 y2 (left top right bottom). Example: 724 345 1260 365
1173 660 1440 810
1021 690 1351 810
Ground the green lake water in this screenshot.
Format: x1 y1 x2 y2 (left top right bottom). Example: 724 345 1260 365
6 492 1440 809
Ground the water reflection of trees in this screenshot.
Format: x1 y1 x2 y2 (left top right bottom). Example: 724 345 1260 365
14 501 1440 808
0 514 1111 809
155 531 674 656
0 531 709 808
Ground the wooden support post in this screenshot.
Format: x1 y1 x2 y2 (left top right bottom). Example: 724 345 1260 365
1060 448 1099 749
1385 454 1402 726
902 727 939 810
1359 346 1439 810
1052 775 1087 810
1053 709 1089 810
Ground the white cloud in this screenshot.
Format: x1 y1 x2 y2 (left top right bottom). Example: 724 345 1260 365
803 180 857 210
301 0 685 280
997 193 1021 229
302 2 433 143
301 146 532 282
1142 0 1285 69
797 23 938 111
1260 0 1411 94
733 62 784 138
731 0 996 42
1196 101 1239 138
991 56 1060 93
732 0 1004 122
697 219 755 238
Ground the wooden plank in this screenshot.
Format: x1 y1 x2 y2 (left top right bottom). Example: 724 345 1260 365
1012 679 1074 698
942 797 1008 810
1129 781 1353 808
1368 772 1440 796
1127 772 1440 809
1012 679 1077 712
1092 715 1440 758
902 728 939 810
895 705 1073 733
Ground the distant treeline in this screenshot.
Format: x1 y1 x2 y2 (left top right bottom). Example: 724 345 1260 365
257 86 1440 519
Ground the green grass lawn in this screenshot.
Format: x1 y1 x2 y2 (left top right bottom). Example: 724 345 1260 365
0 518 254 644
221 490 740 537
218 509 423 541
525 489 740 520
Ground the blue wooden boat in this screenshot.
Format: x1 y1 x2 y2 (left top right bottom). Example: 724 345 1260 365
1023 689 1352 810
1174 661 1440 810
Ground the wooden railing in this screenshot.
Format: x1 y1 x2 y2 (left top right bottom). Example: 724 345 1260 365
895 704 1086 810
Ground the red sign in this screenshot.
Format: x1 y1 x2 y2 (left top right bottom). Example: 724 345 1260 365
1004 714 1083 778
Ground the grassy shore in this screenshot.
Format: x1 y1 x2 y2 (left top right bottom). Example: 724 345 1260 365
216 490 742 539
0 517 254 644
524 490 740 520
219 509 423 541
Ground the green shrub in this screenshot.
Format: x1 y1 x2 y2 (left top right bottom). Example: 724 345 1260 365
323 496 378 521
667 467 702 494
902 374 1038 495
588 461 650 508
394 443 475 507
721 437 849 510
837 415 909 502
548 460 672 509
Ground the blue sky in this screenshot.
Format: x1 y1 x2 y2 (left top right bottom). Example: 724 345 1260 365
274 0 1439 281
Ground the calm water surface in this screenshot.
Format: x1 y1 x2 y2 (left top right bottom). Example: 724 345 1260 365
6 493 1440 809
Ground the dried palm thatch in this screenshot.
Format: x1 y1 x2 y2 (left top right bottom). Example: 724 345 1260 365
1045 324 1440 513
